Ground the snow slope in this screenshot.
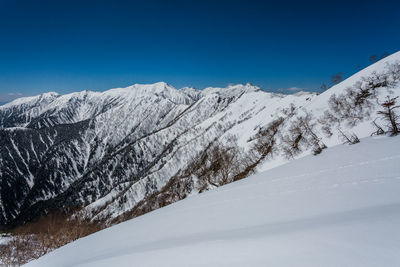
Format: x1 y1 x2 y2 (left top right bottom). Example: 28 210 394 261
0 81 314 226
25 135 400 267
1 51 399 227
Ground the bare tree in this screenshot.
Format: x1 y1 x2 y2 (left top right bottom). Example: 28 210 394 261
234 117 284 180
380 52 389 60
331 72 343 85
188 137 246 188
377 96 400 135
282 112 326 158
369 54 378 63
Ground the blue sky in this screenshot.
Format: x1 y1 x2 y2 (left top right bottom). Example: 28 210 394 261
0 0 399 102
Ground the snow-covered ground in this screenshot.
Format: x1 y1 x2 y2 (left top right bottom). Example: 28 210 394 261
25 135 400 267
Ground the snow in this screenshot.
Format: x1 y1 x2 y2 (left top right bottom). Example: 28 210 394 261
25 135 400 267
0 234 12 245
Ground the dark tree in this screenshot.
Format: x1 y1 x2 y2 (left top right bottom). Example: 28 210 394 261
331 72 343 85
369 54 378 63
320 83 327 91
377 96 400 135
281 112 326 158
380 52 389 59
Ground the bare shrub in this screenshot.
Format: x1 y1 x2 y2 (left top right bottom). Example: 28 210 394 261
1 212 104 266
281 104 297 117
371 119 385 136
325 85 374 128
0 233 36 266
338 128 360 145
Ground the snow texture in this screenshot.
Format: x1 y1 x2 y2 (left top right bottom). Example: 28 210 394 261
25 135 400 267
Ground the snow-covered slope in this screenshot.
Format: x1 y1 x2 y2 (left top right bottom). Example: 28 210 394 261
25 135 400 267
1 51 399 228
0 82 314 226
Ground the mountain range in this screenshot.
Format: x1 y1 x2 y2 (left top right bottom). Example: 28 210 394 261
1 51 399 228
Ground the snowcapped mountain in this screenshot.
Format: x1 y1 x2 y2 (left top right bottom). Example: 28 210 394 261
0 81 306 226
25 135 400 267
0 52 399 228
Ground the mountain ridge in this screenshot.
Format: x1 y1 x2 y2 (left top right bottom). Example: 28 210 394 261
0 51 399 228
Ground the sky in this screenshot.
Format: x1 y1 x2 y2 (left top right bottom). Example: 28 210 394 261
0 0 399 103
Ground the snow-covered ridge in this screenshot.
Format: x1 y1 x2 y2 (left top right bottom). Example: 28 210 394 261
0 82 266 129
0 51 399 228
202 82 261 96
25 135 400 267
0 82 258 110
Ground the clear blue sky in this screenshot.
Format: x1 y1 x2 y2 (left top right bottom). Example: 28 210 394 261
0 0 399 102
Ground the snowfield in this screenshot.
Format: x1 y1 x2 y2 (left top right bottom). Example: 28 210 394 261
25 135 400 267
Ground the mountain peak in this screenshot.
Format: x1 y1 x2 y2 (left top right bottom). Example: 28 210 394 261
0 91 60 109
203 83 261 97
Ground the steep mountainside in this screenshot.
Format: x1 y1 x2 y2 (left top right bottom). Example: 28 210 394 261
25 135 400 267
0 52 399 227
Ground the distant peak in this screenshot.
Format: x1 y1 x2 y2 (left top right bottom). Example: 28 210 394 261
203 83 261 97
1 91 60 108
153 81 170 87
42 91 59 97
129 81 172 89
228 83 260 92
